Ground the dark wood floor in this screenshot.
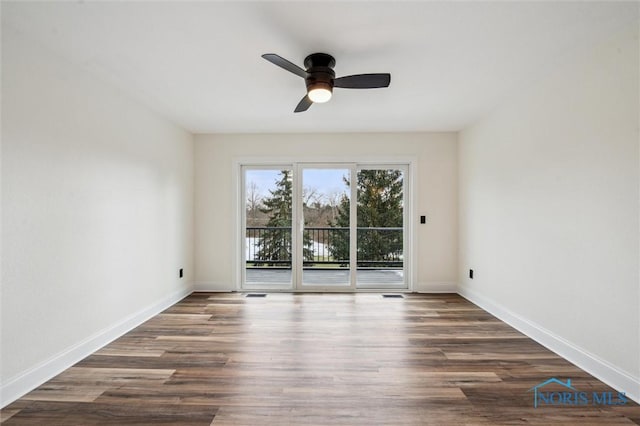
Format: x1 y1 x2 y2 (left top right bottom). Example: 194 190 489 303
2 293 639 425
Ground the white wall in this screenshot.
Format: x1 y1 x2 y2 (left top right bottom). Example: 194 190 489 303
1 27 194 404
195 133 457 292
459 26 639 399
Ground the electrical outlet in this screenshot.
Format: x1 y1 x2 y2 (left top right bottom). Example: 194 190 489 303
469 269 473 279
179 268 183 278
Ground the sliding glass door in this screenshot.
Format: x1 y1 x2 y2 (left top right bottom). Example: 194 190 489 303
243 167 293 289
300 166 354 290
355 167 405 288
242 163 407 291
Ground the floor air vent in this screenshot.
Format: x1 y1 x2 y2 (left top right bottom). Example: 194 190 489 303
382 294 404 299
245 293 267 298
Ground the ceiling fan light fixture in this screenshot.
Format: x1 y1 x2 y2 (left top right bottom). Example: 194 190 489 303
308 83 333 103
261 52 390 112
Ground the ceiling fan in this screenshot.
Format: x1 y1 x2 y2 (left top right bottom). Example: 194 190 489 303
261 52 391 113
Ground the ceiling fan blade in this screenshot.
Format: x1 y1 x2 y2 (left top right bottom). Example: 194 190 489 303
294 95 313 113
334 73 391 89
262 53 308 79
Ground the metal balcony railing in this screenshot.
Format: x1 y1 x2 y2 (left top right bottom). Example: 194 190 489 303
245 226 403 269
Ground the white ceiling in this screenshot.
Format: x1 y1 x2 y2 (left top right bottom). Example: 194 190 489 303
3 1 637 134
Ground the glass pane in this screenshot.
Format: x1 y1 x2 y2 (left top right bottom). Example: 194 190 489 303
356 169 404 287
302 168 351 286
244 169 292 287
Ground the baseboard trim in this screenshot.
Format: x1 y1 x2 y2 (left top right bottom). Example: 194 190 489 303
415 281 457 293
458 286 640 404
0 286 193 408
194 281 237 292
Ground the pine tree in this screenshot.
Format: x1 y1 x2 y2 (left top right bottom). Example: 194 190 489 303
256 170 313 264
329 170 403 266
328 191 351 264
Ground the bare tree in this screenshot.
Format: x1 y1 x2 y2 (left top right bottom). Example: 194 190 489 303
246 181 262 222
326 190 343 223
302 186 321 206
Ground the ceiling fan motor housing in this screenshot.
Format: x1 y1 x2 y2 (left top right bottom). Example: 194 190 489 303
261 51 390 112
304 53 336 94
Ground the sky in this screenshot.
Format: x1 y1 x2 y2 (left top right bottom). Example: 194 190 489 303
246 168 349 201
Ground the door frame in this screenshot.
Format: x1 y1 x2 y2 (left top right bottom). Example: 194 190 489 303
354 163 409 290
294 163 357 292
240 164 295 291
234 157 416 292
